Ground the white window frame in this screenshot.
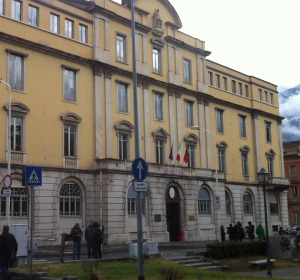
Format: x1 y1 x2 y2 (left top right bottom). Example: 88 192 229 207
12 0 22 21
215 74 220 88
1 187 28 217
183 58 191 83
59 183 81 216
155 138 165 164
243 191 253 215
63 67 77 102
208 72 213 86
64 124 77 157
265 121 272 143
9 52 25 91
152 47 161 74
50 13 60 34
116 34 126 62
28 5 38 26
154 92 163 121
216 109 224 134
231 80 236 94
118 133 129 160
185 100 194 127
225 190 232 215
11 116 23 152
117 82 128 113
239 115 247 138
238 82 243 96
79 24 88 43
187 144 195 168
198 188 211 215
65 18 74 39
222 77 227 91
241 153 249 176
244 85 249 98
218 148 226 172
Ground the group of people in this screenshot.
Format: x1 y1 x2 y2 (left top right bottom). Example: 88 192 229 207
221 221 260 242
70 221 104 260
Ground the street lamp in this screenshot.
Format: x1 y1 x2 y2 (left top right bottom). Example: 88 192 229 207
0 78 12 226
257 167 272 277
192 126 220 240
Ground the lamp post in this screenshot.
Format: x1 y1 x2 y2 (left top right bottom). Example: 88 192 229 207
257 167 272 277
0 78 12 226
192 126 220 240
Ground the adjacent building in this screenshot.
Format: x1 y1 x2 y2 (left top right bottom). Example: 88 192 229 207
0 0 289 245
283 141 300 227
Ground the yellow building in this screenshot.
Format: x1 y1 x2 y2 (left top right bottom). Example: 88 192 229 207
0 0 289 244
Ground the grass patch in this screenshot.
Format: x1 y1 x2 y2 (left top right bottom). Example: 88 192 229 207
12 256 287 280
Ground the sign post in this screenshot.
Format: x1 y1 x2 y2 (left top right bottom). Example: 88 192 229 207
23 166 42 279
132 158 148 280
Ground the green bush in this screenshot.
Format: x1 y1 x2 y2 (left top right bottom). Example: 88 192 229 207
159 268 184 280
204 240 266 259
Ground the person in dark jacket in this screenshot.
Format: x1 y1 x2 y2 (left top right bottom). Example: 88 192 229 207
85 220 95 259
0 225 18 280
93 221 104 259
227 224 235 241
70 222 83 260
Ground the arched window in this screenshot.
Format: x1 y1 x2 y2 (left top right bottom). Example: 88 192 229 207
243 191 253 215
225 189 232 215
269 193 279 215
1 187 28 217
127 184 145 215
198 188 211 215
59 183 81 216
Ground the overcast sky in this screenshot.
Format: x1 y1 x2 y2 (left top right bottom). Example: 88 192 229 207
170 0 300 89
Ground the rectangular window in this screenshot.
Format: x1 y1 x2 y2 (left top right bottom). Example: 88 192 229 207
118 133 128 160
215 74 220 88
218 149 226 172
208 72 213 86
11 116 23 151
216 109 224 133
264 91 268 103
292 186 298 197
28 5 38 26
0 0 3 15
12 0 22 20
198 200 211 215
242 153 249 176
231 80 236 94
79 24 88 43
270 203 278 215
290 165 297 176
116 34 126 62
258 89 263 101
50 13 60 34
127 198 145 215
268 156 274 177
238 82 243 96
117 82 128 113
155 139 164 164
265 121 272 143
183 59 191 83
63 68 77 102
65 19 74 38
244 85 249 98
9 53 24 91
64 124 77 157
154 92 163 120
152 48 161 74
187 144 195 168
185 100 194 127
222 77 227 91
239 115 246 138
270 93 274 105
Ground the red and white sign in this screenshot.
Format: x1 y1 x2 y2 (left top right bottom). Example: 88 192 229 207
3 174 12 189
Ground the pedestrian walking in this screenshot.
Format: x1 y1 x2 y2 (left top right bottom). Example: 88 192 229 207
93 222 104 259
70 222 83 260
221 225 226 242
85 220 95 259
247 221 255 241
0 225 18 280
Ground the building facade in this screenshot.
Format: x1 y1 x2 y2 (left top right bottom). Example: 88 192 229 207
283 141 300 227
0 0 289 245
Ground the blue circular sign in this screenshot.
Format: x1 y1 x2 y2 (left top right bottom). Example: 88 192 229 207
132 157 148 181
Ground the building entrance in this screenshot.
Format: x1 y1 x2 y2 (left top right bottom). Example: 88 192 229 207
166 186 181 242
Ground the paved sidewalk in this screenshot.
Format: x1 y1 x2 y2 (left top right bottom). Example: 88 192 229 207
237 267 300 279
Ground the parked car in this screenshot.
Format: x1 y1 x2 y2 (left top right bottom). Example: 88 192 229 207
291 226 300 236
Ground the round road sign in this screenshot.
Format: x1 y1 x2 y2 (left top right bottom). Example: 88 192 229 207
3 174 12 189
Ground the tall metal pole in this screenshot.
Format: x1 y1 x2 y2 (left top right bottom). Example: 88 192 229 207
130 1 144 279
263 185 272 277
0 79 12 226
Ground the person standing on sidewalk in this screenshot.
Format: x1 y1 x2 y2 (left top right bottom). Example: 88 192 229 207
70 222 83 260
93 222 104 259
85 220 95 259
0 225 18 280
